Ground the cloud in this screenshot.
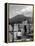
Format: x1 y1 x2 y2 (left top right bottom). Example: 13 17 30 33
16 6 33 17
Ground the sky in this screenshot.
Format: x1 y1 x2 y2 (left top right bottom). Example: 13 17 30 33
9 4 33 19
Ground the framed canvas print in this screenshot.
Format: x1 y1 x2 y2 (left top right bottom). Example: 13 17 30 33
5 3 34 43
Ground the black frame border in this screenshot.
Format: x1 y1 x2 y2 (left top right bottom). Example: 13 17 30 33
5 3 7 43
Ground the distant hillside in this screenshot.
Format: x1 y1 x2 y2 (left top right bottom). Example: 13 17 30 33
9 14 32 25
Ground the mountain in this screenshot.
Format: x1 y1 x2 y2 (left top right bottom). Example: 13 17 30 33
9 14 32 25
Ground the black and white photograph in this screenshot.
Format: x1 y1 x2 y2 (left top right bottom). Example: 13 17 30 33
5 3 34 43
